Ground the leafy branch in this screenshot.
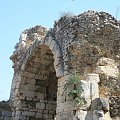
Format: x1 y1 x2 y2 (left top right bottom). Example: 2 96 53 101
64 73 85 107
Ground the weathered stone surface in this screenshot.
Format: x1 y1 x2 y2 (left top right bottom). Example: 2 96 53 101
0 101 11 120
85 73 100 83
3 10 120 120
22 111 35 117
56 111 74 120
36 112 42 118
73 110 88 120
95 57 119 78
91 98 109 111
77 80 99 109
93 110 112 120
36 102 45 110
109 96 120 118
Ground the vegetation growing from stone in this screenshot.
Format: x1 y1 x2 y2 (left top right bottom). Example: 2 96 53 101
64 73 85 107
8 10 120 119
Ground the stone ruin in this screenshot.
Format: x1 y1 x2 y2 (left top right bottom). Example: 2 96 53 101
0 10 120 120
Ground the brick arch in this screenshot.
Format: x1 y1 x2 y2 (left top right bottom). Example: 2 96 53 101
13 42 61 119
21 37 64 77
9 37 64 119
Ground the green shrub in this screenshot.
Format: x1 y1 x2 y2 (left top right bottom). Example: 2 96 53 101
64 73 85 107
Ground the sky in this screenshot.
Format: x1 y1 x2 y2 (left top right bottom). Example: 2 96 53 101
0 0 120 101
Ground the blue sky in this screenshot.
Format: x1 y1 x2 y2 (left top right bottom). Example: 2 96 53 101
0 0 120 101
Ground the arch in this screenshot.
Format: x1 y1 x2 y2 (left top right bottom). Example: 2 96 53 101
21 37 64 77
44 36 64 77
14 43 60 119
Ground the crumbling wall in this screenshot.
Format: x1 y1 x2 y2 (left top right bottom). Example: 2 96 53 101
53 10 120 120
9 25 64 120
8 10 120 120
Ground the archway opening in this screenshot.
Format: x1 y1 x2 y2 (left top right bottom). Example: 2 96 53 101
19 45 58 120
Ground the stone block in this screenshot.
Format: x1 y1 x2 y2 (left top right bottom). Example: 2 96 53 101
15 115 26 120
93 110 112 120
96 66 116 77
89 81 99 100
73 110 88 120
56 102 64 113
93 110 104 120
35 86 46 93
36 112 42 118
46 103 56 111
76 80 99 109
104 112 112 120
22 71 35 79
2 111 11 117
57 76 65 87
56 111 73 120
76 80 91 109
35 92 44 100
55 66 64 77
49 110 56 114
22 111 35 117
91 98 109 111
43 110 49 113
36 102 45 110
63 101 75 111
43 113 49 119
24 90 35 98
85 73 100 83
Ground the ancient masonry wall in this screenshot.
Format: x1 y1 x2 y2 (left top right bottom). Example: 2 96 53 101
0 101 11 119
1 10 120 120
